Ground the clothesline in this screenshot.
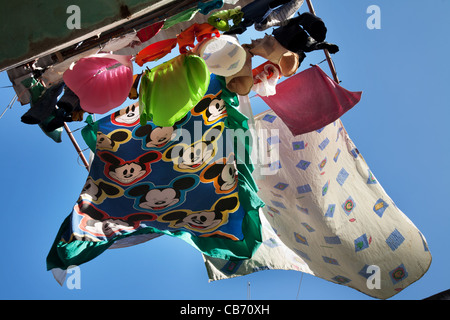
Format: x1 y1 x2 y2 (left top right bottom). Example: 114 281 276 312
0 94 17 120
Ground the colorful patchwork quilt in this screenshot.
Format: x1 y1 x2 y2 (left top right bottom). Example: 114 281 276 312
47 75 263 272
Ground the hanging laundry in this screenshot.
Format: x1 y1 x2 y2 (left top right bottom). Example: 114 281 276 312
101 31 140 53
223 45 253 95
47 75 263 274
177 23 221 54
259 65 361 136
252 62 281 96
135 23 220 66
203 110 432 300
225 0 298 34
135 38 178 65
81 114 99 153
40 48 100 87
57 85 81 114
254 0 304 31
43 109 71 132
204 208 313 280
19 77 69 142
162 7 201 30
20 82 64 125
112 1 254 57
128 73 143 100
198 0 226 15
207 7 244 32
38 116 63 143
273 13 339 54
163 0 243 30
252 61 281 85
44 85 85 132
20 76 45 104
194 34 247 77
20 80 87 141
136 21 165 43
289 11 327 42
63 53 134 114
225 34 300 95
246 34 299 77
138 53 210 127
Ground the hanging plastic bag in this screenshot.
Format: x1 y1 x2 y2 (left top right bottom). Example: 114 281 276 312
252 62 281 96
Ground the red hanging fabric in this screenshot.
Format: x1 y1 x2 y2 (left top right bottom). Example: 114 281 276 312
136 21 164 43
135 23 220 66
259 65 362 136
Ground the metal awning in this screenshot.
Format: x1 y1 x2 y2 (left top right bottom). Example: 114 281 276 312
0 0 200 72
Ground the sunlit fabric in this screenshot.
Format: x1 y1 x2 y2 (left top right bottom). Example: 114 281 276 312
259 65 361 136
203 110 431 299
63 54 134 114
138 54 210 127
207 7 244 31
136 21 164 43
47 75 263 274
252 62 281 96
135 23 220 66
194 35 247 77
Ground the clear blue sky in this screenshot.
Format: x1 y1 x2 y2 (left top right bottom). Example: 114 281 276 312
0 0 449 300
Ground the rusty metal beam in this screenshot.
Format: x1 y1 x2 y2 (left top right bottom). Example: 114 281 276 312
63 123 90 171
305 0 340 84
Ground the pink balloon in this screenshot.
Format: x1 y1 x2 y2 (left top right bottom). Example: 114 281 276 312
63 54 133 114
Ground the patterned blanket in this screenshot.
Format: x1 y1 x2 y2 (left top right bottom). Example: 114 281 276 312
47 75 263 272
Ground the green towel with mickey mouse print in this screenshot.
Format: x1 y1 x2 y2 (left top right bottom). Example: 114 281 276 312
47 74 263 271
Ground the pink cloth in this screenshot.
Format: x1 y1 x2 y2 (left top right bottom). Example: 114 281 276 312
260 65 362 136
63 54 133 114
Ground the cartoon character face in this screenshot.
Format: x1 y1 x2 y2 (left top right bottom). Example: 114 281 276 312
111 103 140 126
192 92 227 124
158 194 239 232
133 114 189 150
96 129 131 151
163 123 224 172
139 189 179 209
125 176 199 211
79 177 123 204
220 164 237 190
180 142 212 169
180 211 221 231
98 151 162 186
112 163 145 184
141 126 176 148
200 155 237 193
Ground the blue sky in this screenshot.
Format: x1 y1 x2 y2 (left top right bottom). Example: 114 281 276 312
0 0 449 300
